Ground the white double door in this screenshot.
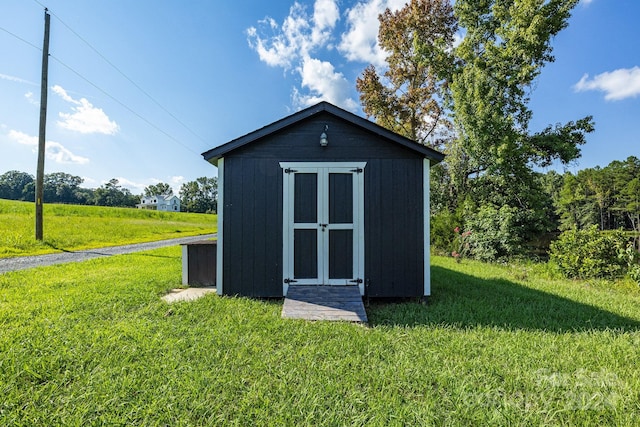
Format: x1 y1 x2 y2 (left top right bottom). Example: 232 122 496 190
281 162 365 294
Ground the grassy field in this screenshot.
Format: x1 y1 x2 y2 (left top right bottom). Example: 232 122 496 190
1 249 638 426
0 199 216 257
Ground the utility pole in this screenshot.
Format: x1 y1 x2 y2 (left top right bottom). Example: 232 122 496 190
35 8 50 241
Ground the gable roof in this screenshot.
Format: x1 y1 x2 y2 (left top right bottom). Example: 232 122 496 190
202 101 445 165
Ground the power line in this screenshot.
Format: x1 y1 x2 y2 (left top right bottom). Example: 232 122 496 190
32 0 209 147
0 25 42 51
1 19 201 157
12 2 205 157
50 55 202 156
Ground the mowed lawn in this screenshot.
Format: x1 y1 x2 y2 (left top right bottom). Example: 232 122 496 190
0 199 216 257
1 248 639 426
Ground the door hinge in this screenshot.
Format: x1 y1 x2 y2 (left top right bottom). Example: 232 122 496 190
284 278 298 284
284 168 298 174
349 278 363 284
350 167 363 173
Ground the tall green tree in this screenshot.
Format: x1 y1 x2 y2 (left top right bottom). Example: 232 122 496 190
179 177 217 213
557 171 594 230
44 172 84 204
449 0 593 201
356 0 457 148
609 156 640 231
143 182 173 197
359 0 595 260
0 170 34 201
94 179 137 208
446 0 594 258
556 157 640 233
621 178 640 250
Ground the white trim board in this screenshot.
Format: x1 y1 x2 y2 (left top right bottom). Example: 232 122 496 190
423 158 431 296
216 158 224 296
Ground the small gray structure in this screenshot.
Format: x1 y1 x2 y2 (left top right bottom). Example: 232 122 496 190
202 101 444 298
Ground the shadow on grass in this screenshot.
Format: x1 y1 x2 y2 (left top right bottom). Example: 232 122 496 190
367 266 640 332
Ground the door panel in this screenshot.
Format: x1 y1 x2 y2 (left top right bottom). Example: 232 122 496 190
294 229 318 279
328 173 353 224
294 173 317 223
328 229 353 279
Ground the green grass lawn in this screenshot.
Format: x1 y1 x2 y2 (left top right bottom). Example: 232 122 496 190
1 250 638 425
0 199 216 257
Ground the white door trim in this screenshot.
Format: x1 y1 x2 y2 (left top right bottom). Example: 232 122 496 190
280 162 366 295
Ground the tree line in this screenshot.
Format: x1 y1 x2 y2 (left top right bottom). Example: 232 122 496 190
553 157 640 238
0 170 217 214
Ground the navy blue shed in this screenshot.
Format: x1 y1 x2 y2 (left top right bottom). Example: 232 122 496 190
202 101 444 298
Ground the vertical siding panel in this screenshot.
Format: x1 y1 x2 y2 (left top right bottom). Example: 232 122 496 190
222 158 232 294
252 159 267 294
392 159 404 296
241 160 255 295
381 159 396 296
400 160 412 294
225 157 244 295
273 165 284 295
364 159 379 296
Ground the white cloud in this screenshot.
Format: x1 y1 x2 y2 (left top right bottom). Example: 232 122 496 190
453 32 464 48
170 175 186 194
113 177 146 194
246 0 339 69
338 0 386 67
574 67 640 100
8 129 37 146
0 73 37 85
246 21 296 68
52 85 77 103
311 0 340 46
46 141 90 164
82 176 97 186
247 0 360 111
25 91 38 106
52 85 119 135
170 175 185 184
294 57 358 110
247 3 313 69
338 0 406 68
7 129 90 165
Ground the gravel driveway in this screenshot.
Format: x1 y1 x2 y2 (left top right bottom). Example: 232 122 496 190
0 234 216 274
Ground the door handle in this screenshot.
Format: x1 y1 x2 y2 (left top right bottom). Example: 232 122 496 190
319 223 328 231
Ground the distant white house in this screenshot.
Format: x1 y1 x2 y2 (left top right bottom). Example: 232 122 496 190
137 194 181 212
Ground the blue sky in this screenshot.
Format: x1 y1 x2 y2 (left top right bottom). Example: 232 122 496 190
1 0 638 194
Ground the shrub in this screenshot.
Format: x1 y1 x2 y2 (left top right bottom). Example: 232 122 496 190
629 264 640 286
549 226 633 279
430 211 462 255
464 204 523 262
451 227 472 262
